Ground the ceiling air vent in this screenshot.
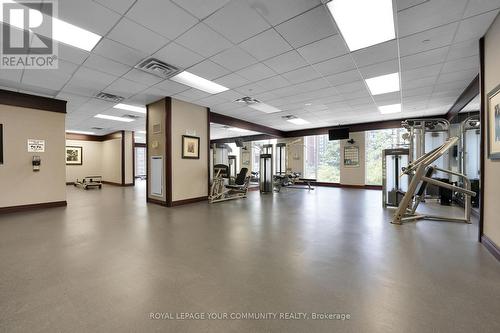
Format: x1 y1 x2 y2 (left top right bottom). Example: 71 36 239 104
123 114 142 119
234 96 261 105
135 58 181 79
282 115 297 120
91 127 104 130
95 92 124 103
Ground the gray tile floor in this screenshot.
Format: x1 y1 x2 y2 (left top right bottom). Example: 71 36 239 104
1 181 499 332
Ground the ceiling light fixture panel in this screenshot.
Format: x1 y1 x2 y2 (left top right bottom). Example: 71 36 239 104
365 72 400 95
114 103 146 114
378 103 401 114
170 71 229 94
94 114 134 122
327 0 396 51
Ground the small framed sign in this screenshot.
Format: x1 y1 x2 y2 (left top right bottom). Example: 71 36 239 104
66 146 83 165
27 139 45 152
487 83 500 159
182 135 200 159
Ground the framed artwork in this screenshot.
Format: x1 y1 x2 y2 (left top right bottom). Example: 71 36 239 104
344 146 360 167
66 146 83 165
182 135 200 159
487 83 500 159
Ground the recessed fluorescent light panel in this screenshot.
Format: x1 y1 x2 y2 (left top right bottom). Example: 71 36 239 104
170 71 229 94
66 130 95 135
248 103 281 113
114 103 146 114
378 103 401 114
0 1 102 51
228 127 250 133
327 0 396 51
365 73 400 95
287 118 310 125
94 114 134 122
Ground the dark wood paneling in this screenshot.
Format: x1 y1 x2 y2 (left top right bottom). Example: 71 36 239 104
210 112 285 137
132 131 135 186
121 130 125 186
0 89 66 113
147 197 168 206
165 97 173 207
66 131 123 142
479 38 486 242
171 196 208 206
446 75 479 121
102 131 123 141
134 142 146 148
481 235 500 262
0 201 67 214
146 104 150 204
207 108 211 196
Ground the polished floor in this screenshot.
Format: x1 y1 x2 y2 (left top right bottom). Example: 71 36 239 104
0 181 499 332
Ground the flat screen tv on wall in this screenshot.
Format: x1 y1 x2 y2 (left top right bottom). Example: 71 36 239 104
328 127 349 140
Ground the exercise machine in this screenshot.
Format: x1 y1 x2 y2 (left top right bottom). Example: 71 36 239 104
275 143 287 175
209 164 250 203
259 152 273 193
391 137 476 224
74 176 102 190
273 171 315 192
458 115 480 207
382 148 409 207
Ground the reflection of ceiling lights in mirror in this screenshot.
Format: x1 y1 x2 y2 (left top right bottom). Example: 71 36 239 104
228 127 250 132
327 0 396 51
283 115 310 125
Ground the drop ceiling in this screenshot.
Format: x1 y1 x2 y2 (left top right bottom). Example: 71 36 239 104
0 0 497 135
210 123 262 140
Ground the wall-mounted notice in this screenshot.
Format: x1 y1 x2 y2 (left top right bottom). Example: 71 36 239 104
151 156 163 197
27 139 45 152
344 146 360 167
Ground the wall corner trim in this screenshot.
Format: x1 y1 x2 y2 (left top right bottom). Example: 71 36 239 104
0 89 66 113
481 235 500 262
171 196 208 207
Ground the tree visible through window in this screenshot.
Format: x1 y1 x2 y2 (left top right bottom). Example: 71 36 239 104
365 129 403 185
304 135 340 182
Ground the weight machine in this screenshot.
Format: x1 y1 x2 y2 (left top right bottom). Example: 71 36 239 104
391 137 476 225
209 164 250 203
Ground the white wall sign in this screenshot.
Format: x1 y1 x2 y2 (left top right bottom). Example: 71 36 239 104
27 139 45 152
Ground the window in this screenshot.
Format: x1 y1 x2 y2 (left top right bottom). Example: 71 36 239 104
304 135 340 182
365 128 404 185
135 147 146 177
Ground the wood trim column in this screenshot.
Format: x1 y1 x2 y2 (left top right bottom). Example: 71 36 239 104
207 108 211 196
132 131 136 186
478 37 486 243
121 130 125 185
146 105 150 203
165 97 173 207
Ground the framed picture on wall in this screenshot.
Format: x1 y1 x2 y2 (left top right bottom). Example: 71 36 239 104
487 83 500 159
66 146 83 165
182 135 200 159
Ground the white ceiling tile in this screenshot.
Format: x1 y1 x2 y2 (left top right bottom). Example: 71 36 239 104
22 70 72 91
210 47 258 71
236 63 276 82
351 40 398 67
402 86 434 98
402 64 442 81
94 0 136 14
122 69 164 86
126 0 198 40
447 40 479 61
194 94 228 107
436 69 478 85
238 28 292 61
296 34 349 65
152 42 204 69
255 75 290 90
454 10 499 43
172 0 231 19
0 69 23 82
213 90 242 102
373 92 401 105
234 82 268 95
275 6 337 48
399 23 459 57
64 67 118 96
83 54 131 77
396 0 431 11
402 76 437 90
174 88 212 101
325 70 363 87
281 66 322 84
153 80 191 95
57 43 89 65
204 0 271 44
263 51 308 74
397 0 468 37
103 78 149 98
107 18 169 54
247 0 321 26
441 55 479 73
400 46 449 71
358 59 399 79
59 0 122 35
176 23 233 58
56 92 91 110
93 38 148 67
187 60 231 80
213 73 250 89
312 54 356 76
463 0 500 18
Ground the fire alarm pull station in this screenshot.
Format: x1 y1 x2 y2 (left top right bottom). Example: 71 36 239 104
32 156 41 171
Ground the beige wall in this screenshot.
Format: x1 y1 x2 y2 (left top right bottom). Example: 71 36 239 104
340 132 366 186
124 131 134 184
171 98 208 201
147 98 167 202
0 105 66 207
65 139 102 182
483 13 500 246
101 138 122 184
